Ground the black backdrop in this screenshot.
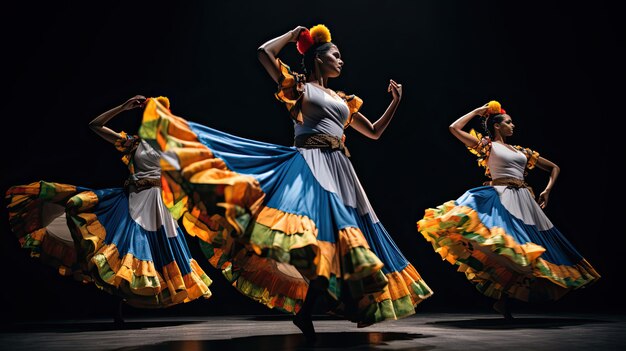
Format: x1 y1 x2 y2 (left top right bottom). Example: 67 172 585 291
2 1 624 321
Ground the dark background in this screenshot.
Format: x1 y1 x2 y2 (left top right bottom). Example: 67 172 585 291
2 1 624 322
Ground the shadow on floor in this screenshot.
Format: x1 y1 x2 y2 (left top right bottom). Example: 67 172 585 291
114 332 434 351
250 314 343 321
0 320 204 333
427 317 612 330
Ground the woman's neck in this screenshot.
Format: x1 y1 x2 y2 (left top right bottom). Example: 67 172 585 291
307 73 327 87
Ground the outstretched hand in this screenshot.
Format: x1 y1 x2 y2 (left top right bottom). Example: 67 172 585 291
387 79 402 101
121 95 147 111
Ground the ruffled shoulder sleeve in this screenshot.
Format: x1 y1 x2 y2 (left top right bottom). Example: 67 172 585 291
467 132 493 177
514 145 540 170
114 131 141 165
274 59 307 124
336 91 363 128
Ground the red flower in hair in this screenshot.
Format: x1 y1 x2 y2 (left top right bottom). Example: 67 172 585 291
296 29 314 55
500 108 506 114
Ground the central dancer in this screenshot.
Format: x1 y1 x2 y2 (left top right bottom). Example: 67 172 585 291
139 24 433 344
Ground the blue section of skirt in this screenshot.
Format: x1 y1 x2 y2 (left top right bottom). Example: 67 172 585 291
456 186 583 265
188 122 410 273
91 188 194 275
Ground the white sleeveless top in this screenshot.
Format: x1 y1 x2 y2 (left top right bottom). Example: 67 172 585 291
294 83 350 139
488 141 528 180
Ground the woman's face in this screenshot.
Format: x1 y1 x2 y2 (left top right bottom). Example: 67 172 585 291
317 45 343 78
496 114 515 137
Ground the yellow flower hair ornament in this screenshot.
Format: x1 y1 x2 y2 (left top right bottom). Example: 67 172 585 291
296 24 332 55
480 100 506 140
487 100 506 115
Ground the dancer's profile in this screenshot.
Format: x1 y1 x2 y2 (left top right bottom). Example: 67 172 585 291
417 100 600 319
137 24 433 343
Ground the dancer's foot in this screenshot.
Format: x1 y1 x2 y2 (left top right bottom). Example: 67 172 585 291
293 314 317 345
113 298 125 328
493 298 514 320
357 321 373 328
113 316 124 328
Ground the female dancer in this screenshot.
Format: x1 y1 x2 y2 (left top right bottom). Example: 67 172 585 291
417 100 600 318
5 95 213 325
141 24 433 343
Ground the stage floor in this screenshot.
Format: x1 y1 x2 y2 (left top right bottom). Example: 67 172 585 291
1 313 624 350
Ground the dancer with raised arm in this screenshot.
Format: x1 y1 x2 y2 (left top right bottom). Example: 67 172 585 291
6 95 212 325
139 24 433 343
417 100 599 319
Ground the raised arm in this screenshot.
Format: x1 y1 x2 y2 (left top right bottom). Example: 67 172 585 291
257 26 307 83
534 156 560 209
349 79 402 140
88 95 146 144
449 104 490 147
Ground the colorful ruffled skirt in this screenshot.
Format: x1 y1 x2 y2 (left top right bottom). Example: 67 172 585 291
6 181 212 308
417 185 600 302
141 99 433 324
